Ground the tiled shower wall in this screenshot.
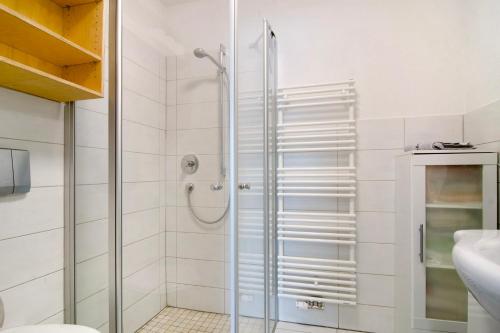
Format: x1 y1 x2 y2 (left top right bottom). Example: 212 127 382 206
164 52 231 315
120 26 168 333
0 88 65 327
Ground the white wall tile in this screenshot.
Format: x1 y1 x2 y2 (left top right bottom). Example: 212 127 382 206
177 102 219 129
123 58 160 102
76 184 108 224
123 88 162 129
404 114 463 147
357 243 395 275
123 121 160 154
0 229 63 291
123 28 161 76
166 207 177 231
39 311 64 325
357 212 395 244
123 152 160 182
76 288 109 329
166 81 177 106
176 284 224 313
123 235 159 278
339 304 394 333
123 182 160 213
123 288 161 333
177 233 224 261
166 257 177 283
166 56 177 81
166 232 177 257
76 219 108 263
357 274 394 307
76 109 108 149
177 258 224 288
357 149 400 181
357 181 395 212
0 88 64 144
75 147 108 185
123 261 161 309
166 283 177 307
464 100 500 145
357 118 404 150
123 208 160 246
166 131 177 156
0 271 64 328
177 77 218 105
177 128 219 155
165 181 177 206
76 254 108 302
0 187 63 240
166 106 177 131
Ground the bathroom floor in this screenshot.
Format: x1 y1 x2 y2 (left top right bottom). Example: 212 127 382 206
136 307 261 333
137 307 362 333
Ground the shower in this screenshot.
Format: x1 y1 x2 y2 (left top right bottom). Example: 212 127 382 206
185 44 229 224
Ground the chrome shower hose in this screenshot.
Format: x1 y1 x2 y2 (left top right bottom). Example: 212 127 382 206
186 183 229 224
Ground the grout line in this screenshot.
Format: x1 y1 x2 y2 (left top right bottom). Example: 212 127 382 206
0 136 64 146
0 269 63 293
76 286 108 304
0 226 63 242
36 310 64 325
123 257 163 280
76 144 108 151
123 232 161 249
76 252 107 266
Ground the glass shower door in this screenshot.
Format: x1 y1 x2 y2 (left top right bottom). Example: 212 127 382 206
234 15 277 333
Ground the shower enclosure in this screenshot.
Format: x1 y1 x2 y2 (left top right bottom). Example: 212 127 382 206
70 0 278 332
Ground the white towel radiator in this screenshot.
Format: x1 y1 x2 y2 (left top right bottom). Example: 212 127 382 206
276 80 358 306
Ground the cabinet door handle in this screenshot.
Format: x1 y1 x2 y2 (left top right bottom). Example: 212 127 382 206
419 224 424 263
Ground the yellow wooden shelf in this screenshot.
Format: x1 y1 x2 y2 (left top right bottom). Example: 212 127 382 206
0 0 104 102
52 0 97 6
0 56 102 102
0 4 100 66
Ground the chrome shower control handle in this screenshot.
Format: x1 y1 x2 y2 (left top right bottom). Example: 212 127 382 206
210 183 224 191
238 183 251 190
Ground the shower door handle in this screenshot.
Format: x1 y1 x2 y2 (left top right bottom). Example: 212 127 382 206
238 183 251 191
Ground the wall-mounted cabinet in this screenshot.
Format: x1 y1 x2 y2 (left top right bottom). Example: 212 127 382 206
395 151 498 333
0 0 103 102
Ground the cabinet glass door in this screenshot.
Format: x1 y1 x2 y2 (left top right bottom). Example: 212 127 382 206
425 165 483 322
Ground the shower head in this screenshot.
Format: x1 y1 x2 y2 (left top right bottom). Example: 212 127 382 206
193 48 225 72
193 48 208 58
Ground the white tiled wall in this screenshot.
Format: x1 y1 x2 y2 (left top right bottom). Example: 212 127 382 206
120 24 168 333
75 66 110 333
164 50 230 315
0 88 65 328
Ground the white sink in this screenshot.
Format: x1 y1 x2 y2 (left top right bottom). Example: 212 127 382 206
452 230 500 321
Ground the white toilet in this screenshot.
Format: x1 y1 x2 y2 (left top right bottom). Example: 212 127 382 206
1 325 99 333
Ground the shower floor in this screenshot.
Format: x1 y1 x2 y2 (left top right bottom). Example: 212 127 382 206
137 307 264 333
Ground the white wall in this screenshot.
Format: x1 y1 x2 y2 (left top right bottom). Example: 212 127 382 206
0 88 65 328
463 0 500 227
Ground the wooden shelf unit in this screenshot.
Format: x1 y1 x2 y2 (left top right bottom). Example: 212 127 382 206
0 0 104 102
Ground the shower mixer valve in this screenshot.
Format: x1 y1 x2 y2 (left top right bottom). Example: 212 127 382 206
210 182 224 191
